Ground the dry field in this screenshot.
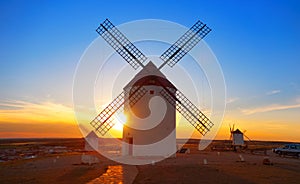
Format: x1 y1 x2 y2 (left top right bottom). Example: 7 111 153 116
0 139 299 184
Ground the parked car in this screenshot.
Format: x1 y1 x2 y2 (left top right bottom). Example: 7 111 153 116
273 144 300 157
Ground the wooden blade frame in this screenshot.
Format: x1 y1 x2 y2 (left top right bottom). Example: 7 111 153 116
160 87 213 135
93 19 214 136
90 86 147 136
96 19 147 70
159 20 211 69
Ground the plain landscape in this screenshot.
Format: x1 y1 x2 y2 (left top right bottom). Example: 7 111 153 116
0 138 299 184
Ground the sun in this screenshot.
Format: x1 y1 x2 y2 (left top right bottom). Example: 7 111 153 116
113 121 123 131
113 113 127 131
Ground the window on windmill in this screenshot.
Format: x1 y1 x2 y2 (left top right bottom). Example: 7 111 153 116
149 90 154 95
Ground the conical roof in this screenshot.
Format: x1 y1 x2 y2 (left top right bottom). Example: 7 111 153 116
232 129 243 134
124 61 176 89
86 131 98 139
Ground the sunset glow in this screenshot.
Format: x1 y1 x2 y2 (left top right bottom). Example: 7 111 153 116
0 97 298 141
0 1 299 142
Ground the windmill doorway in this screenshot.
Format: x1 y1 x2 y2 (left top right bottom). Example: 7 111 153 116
127 137 133 156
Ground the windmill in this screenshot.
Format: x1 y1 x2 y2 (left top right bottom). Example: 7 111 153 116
229 124 251 150
90 19 213 157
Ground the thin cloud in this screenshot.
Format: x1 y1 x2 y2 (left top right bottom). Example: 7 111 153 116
241 103 300 115
0 100 75 124
226 97 239 104
266 89 281 96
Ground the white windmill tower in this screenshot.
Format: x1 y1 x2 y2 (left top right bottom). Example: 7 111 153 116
229 124 251 150
122 62 177 156
90 19 213 157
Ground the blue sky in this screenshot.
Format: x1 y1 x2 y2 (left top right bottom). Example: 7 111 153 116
0 0 300 140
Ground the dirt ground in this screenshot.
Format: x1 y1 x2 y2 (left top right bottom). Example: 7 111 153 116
0 153 112 184
1 142 300 184
134 151 300 184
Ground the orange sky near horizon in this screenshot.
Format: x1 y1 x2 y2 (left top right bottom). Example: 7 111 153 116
0 99 299 142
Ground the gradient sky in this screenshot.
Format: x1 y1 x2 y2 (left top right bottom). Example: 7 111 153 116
0 0 300 141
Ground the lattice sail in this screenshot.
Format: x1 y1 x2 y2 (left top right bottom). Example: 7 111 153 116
159 20 211 69
96 19 147 69
160 87 213 135
90 86 147 136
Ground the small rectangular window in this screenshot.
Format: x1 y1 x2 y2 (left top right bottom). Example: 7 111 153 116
150 90 154 94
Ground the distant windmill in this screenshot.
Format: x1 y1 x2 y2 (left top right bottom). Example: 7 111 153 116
81 131 99 164
90 19 213 157
229 124 251 150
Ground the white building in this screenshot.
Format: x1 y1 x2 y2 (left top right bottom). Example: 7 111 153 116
85 131 99 151
122 62 177 157
232 129 244 146
82 131 99 164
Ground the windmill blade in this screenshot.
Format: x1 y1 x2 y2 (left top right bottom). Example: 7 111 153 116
244 134 251 142
229 124 233 140
96 19 147 70
90 86 147 136
158 20 211 69
160 87 213 135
